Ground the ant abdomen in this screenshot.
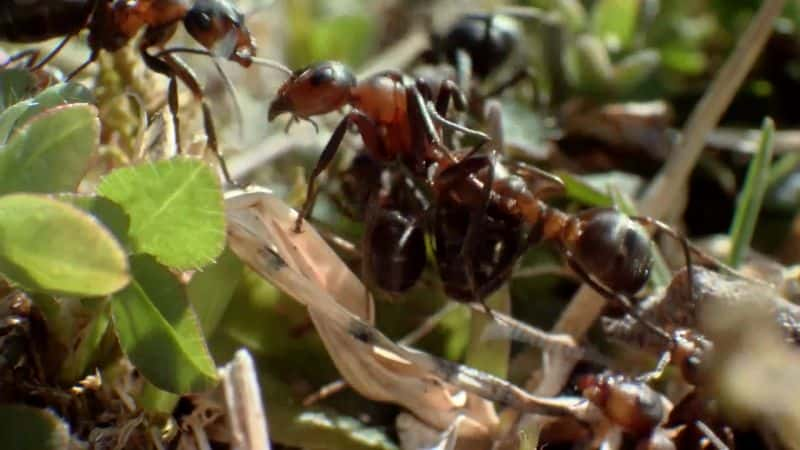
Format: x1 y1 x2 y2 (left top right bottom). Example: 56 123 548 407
434 202 526 301
568 208 653 296
363 209 426 293
439 14 520 79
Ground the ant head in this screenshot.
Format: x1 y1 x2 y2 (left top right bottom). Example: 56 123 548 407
441 14 519 78
576 373 612 405
671 329 711 385
184 0 256 66
570 208 653 296
268 61 356 122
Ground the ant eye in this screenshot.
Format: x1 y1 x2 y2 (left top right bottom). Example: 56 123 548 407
310 68 335 86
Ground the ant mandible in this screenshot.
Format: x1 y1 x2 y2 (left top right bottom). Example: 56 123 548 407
1 0 290 184
267 60 492 233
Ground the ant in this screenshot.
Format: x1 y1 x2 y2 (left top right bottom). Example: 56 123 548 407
426 149 698 331
420 13 532 103
1 0 290 184
267 60 490 233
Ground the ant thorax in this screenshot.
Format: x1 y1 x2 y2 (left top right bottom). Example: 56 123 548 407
351 75 408 124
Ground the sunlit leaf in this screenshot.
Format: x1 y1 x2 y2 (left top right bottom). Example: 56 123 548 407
58 194 131 247
0 194 129 296
0 405 70 450
0 104 98 194
591 0 640 50
111 254 218 393
0 82 93 144
97 158 225 270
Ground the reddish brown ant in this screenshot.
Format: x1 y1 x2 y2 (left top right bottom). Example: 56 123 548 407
267 60 491 232
1 0 290 184
427 150 697 331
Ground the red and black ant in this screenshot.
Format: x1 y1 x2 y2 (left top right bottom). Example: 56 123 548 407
1 0 290 184
426 149 697 331
267 60 490 232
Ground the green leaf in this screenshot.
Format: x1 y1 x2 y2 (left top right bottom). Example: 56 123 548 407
137 381 180 414
728 118 776 267
0 104 99 194
0 194 130 296
591 0 640 50
0 82 93 144
187 246 243 336
557 171 613 207
567 35 614 93
0 405 70 450
58 194 131 248
0 69 37 111
97 158 225 270
111 254 218 393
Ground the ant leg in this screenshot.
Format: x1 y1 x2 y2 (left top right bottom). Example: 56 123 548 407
453 48 473 95
462 153 497 316
429 79 468 116
31 35 73 71
159 53 240 186
563 250 673 344
295 111 382 232
426 104 490 142
485 67 535 98
65 49 98 81
628 216 694 304
2 49 40 68
167 76 182 153
508 161 566 198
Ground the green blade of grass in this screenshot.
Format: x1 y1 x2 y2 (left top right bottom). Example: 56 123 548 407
728 117 776 268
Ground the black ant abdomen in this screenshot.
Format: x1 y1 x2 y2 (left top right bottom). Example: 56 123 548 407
566 209 654 297
433 14 520 80
364 209 427 293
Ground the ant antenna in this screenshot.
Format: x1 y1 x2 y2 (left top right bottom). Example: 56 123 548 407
153 47 247 141
250 57 294 77
211 57 245 140
629 216 694 307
